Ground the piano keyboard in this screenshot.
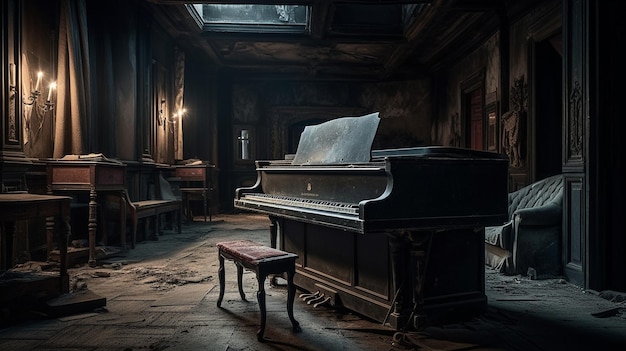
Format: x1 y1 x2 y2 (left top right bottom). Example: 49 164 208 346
239 193 359 215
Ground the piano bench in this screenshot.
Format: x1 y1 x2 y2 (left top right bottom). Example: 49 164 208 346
216 240 301 341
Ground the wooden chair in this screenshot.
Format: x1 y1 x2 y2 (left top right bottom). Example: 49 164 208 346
125 173 182 247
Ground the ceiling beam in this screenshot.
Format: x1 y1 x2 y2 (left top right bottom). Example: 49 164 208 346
381 0 450 78
309 0 331 40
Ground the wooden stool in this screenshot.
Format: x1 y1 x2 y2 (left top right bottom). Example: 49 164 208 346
216 240 301 341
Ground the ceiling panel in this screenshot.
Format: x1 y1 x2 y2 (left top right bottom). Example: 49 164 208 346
144 0 543 80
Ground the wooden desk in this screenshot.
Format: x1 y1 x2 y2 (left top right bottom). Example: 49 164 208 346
46 160 127 267
174 164 215 222
0 194 72 294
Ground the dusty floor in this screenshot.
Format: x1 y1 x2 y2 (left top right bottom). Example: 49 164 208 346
1 213 626 350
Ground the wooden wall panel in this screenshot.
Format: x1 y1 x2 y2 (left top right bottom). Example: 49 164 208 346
563 175 584 286
563 0 587 287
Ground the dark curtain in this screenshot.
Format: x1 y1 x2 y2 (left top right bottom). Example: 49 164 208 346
53 0 90 158
174 47 185 160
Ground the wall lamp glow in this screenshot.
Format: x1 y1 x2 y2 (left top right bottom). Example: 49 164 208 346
159 99 186 133
19 70 56 112
170 108 187 123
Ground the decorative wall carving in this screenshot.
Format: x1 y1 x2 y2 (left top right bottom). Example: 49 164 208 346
501 76 527 168
501 110 522 167
568 80 583 158
8 86 17 142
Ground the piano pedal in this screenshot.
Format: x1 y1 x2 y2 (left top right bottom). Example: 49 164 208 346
307 293 325 305
312 284 338 307
299 290 317 299
313 296 331 308
300 291 320 302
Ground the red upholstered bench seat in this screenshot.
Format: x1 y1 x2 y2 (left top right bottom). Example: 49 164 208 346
216 239 301 341
217 240 291 263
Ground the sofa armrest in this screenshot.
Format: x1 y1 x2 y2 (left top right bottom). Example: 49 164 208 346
514 202 562 226
485 220 513 249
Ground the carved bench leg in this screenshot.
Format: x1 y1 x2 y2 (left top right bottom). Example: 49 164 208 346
217 252 225 308
256 272 267 342
216 243 300 342
236 262 247 301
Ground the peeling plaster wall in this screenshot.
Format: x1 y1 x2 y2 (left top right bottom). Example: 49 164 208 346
360 80 431 149
231 79 432 158
485 33 501 102
429 2 560 190
431 33 500 147
510 17 530 100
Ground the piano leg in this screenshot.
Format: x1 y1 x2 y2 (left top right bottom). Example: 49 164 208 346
269 216 278 249
408 231 434 330
388 232 413 328
388 230 434 331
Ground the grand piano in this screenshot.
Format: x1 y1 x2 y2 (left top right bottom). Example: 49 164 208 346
234 113 509 330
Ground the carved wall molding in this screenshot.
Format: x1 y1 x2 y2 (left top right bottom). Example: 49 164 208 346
568 80 583 158
510 76 528 113
9 89 17 142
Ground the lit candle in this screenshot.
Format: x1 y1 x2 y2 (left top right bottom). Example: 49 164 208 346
35 71 43 92
47 82 56 101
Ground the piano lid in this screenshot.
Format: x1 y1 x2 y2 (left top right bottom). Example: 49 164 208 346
291 112 380 165
371 146 509 160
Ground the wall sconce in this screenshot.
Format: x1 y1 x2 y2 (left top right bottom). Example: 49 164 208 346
159 99 186 133
158 98 166 125
22 71 56 112
168 108 186 133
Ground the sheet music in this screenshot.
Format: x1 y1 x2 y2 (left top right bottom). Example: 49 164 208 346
291 112 380 165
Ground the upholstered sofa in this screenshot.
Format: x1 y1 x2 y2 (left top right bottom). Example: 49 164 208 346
485 174 564 277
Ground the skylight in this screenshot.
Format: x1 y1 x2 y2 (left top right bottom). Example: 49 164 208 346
189 4 309 34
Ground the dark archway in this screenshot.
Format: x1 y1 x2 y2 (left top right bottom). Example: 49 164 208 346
534 34 563 180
